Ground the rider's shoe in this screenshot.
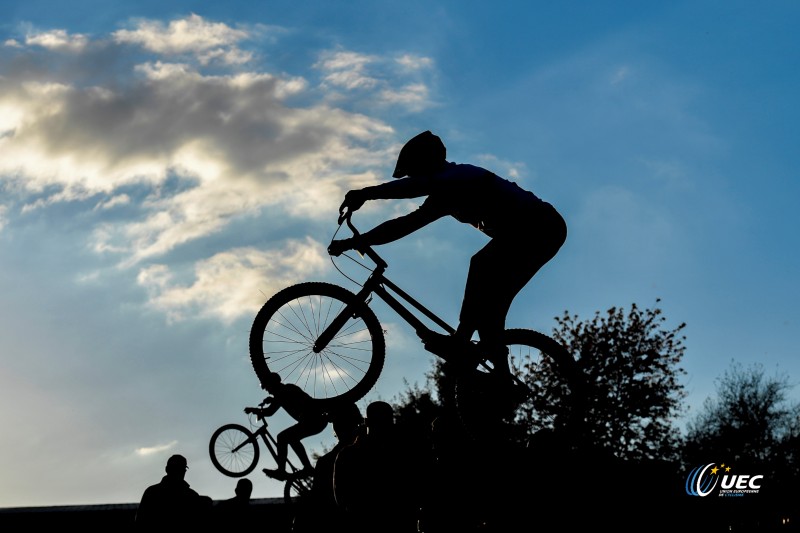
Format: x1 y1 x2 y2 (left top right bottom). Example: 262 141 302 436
422 331 481 372
262 468 287 481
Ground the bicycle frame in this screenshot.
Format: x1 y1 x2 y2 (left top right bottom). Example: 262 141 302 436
246 413 304 475
313 214 455 354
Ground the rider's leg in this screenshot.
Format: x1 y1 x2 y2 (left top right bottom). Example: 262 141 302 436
281 420 328 471
274 426 294 473
460 220 566 374
458 239 513 373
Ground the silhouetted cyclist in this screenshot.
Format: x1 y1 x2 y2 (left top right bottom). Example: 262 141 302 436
253 372 328 480
329 131 567 375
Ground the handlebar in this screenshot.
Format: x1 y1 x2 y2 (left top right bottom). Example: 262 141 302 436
335 210 388 270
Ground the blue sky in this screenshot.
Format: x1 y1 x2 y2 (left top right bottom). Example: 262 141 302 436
1 0 798 507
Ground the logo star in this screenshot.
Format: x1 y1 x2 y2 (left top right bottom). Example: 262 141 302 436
710 466 720 475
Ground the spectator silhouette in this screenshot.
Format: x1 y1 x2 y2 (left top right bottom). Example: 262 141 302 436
333 401 420 533
135 454 209 530
418 415 488 532
330 131 567 376
257 371 328 480
292 403 364 532
214 478 254 527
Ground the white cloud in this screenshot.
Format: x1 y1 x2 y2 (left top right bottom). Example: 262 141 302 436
0 43 394 265
315 49 435 111
113 14 250 65
378 83 431 111
137 238 329 323
316 50 379 90
25 29 89 52
474 153 528 181
395 54 433 71
94 194 131 211
135 441 178 457
0 15 442 326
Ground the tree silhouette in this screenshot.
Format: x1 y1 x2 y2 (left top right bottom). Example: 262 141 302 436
683 361 800 477
680 361 800 528
388 302 692 531
390 300 688 464
517 299 688 461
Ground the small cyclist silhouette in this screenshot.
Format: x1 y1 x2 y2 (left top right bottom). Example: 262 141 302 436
252 372 328 481
329 131 568 376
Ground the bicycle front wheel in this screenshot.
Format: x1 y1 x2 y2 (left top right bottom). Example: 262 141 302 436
209 424 260 477
250 282 386 410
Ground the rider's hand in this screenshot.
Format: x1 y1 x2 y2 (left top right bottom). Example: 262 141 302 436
328 238 354 257
339 190 367 217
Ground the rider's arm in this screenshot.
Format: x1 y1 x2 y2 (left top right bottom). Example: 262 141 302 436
261 397 281 417
329 199 446 256
362 176 431 200
357 206 443 246
341 177 431 212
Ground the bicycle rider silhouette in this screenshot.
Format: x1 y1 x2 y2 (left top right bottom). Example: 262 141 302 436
328 131 567 376
252 372 328 480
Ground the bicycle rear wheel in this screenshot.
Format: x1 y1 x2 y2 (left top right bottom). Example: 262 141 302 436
209 424 260 477
250 282 386 410
284 470 314 505
455 328 579 442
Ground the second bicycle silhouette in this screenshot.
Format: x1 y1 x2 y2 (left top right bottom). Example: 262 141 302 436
248 211 584 438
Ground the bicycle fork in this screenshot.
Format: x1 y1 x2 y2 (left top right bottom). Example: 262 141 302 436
312 279 378 353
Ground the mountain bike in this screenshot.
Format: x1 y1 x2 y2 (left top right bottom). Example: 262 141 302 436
209 403 314 505
248 211 584 432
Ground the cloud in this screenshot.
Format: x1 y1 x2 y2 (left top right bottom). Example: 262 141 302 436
474 154 528 181
0 14 445 323
113 13 252 65
25 29 89 52
137 238 329 323
316 51 379 90
0 35 394 267
315 48 436 110
135 441 178 457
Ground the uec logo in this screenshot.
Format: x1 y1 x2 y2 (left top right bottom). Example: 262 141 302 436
686 463 764 496
686 463 719 497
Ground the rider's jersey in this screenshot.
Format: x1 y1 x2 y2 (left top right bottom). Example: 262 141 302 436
416 163 550 238
274 383 325 423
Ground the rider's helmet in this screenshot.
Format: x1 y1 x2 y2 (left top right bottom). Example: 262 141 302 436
263 371 281 390
392 131 447 178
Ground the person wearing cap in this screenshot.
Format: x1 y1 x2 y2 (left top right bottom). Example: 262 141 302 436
328 131 567 375
135 454 209 529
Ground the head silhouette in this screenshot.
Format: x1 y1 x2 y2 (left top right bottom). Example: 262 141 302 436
392 131 447 178
235 478 253 500
365 401 394 434
165 454 188 478
332 403 364 443
263 371 281 392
